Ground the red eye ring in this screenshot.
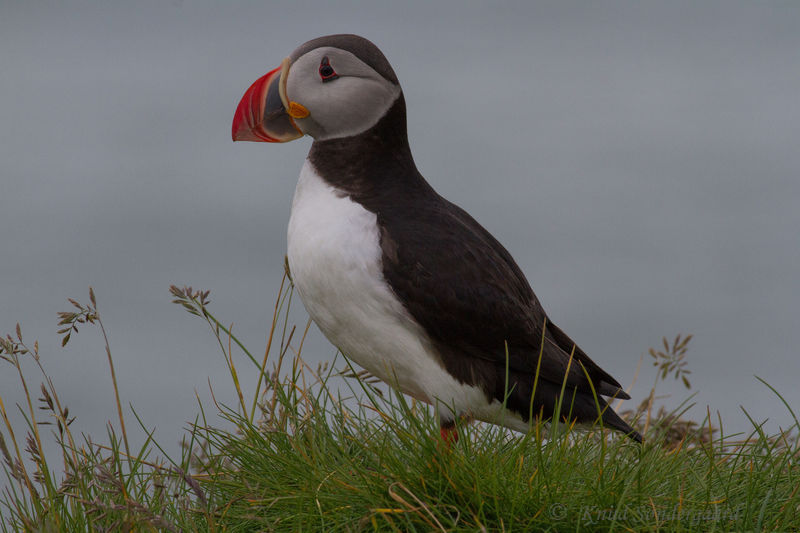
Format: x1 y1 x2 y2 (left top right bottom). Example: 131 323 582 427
319 56 339 82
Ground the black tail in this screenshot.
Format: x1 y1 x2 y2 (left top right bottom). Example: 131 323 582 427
599 402 643 443
499 368 643 443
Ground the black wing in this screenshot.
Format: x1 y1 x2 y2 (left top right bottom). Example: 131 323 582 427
378 194 629 402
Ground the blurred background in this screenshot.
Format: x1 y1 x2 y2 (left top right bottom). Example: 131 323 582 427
2 1 799 464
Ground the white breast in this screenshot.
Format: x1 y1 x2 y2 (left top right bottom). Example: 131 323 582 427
286 160 528 430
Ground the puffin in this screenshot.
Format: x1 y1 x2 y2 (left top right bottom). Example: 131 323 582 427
232 34 642 444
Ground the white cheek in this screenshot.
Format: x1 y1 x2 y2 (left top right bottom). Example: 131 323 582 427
302 79 400 140
285 52 401 140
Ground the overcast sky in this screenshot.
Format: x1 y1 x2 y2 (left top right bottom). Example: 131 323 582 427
2 2 799 468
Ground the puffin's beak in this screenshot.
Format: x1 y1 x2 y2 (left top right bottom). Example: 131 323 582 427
232 57 306 143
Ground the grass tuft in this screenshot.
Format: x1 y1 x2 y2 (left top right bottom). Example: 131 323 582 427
2 273 799 531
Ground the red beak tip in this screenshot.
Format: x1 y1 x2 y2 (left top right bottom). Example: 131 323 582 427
232 66 285 144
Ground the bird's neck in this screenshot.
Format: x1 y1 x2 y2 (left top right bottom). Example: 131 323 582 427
307 94 433 202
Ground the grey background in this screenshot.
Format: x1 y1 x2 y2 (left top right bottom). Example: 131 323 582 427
2 1 799 466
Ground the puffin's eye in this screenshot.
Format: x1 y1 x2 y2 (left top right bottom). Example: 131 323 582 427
319 56 339 82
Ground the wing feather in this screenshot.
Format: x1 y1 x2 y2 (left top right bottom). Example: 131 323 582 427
379 195 627 400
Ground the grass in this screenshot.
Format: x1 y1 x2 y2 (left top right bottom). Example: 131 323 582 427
1 271 799 531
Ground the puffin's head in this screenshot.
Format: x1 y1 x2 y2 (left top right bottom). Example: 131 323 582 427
232 34 401 143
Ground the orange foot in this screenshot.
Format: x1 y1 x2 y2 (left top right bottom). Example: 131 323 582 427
440 424 459 446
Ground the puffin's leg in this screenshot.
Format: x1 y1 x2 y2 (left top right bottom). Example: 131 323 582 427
439 418 458 445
